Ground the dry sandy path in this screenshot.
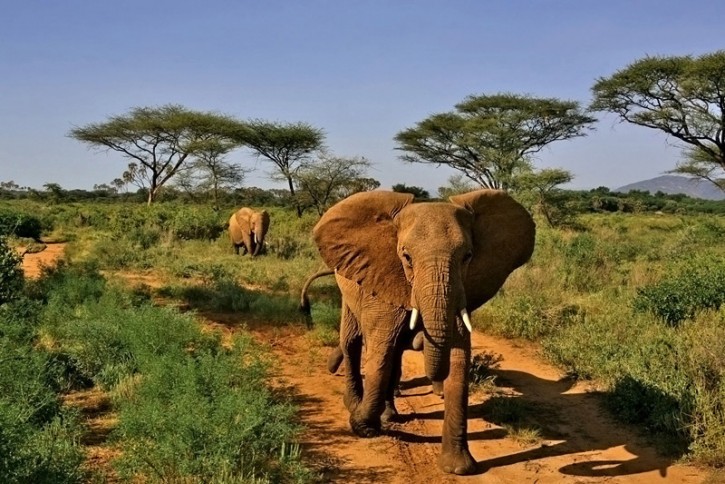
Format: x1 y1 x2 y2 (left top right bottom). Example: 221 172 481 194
19 242 66 278
248 324 708 483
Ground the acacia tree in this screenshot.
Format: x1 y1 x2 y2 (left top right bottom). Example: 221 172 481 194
175 138 249 210
229 120 324 217
591 51 725 192
395 93 596 190
517 168 574 227
69 105 240 205
437 174 476 198
294 154 378 215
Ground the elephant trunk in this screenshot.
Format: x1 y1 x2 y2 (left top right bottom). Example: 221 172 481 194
252 213 270 256
415 260 457 382
252 234 263 256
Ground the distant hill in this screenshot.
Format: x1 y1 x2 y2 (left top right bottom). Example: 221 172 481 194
615 175 725 201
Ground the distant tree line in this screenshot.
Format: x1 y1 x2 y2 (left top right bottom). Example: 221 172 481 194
1 180 722 219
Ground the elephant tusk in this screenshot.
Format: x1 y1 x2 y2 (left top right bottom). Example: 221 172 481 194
460 309 473 333
254 234 259 245
409 308 419 330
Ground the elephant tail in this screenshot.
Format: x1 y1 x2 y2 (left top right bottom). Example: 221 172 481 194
298 268 335 315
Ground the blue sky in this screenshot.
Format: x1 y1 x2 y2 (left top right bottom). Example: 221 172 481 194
1 0 723 194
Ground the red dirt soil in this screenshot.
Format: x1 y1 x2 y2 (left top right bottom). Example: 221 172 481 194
247 323 708 483
20 248 711 483
19 243 66 278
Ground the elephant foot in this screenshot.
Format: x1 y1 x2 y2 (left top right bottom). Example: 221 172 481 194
350 413 381 438
381 402 399 424
438 448 476 475
432 380 444 397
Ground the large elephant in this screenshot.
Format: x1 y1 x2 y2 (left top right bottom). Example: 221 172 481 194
228 207 270 257
312 189 535 475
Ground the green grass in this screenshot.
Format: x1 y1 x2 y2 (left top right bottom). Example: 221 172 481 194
0 243 86 483
6 259 314 482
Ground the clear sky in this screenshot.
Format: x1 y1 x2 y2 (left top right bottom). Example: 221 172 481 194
1 0 723 194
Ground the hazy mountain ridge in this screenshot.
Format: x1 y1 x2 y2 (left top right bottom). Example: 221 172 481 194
615 175 725 201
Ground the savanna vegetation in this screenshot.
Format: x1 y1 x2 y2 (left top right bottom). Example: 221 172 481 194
3 49 725 481
2 189 724 480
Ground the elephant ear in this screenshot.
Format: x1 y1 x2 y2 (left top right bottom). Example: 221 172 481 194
313 191 415 307
450 189 535 310
234 208 252 232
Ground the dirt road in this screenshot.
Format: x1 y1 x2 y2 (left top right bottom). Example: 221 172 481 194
19 243 66 278
254 324 707 483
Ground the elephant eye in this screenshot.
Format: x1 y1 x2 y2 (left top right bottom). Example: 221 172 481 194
463 251 473 263
402 251 412 267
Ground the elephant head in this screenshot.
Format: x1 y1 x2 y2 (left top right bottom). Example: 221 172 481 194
313 189 534 383
230 208 270 256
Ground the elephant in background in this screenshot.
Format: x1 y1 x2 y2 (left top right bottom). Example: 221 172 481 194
229 207 270 257
311 189 535 475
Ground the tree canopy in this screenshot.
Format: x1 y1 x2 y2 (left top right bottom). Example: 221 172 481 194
294 154 378 215
591 51 725 192
395 93 596 190
227 120 325 217
175 138 248 210
69 105 240 204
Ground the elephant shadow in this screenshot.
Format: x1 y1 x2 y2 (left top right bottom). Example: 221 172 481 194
393 368 686 478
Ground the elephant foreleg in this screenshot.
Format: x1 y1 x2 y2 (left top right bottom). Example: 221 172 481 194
340 305 363 413
381 339 405 424
438 342 476 475
350 318 402 438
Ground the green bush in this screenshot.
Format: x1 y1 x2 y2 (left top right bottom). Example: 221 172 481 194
634 257 725 325
0 296 85 482
0 210 42 239
0 408 85 484
31 263 311 480
0 237 23 305
114 337 310 483
170 207 226 240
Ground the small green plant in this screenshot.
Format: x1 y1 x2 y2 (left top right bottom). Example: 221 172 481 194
468 351 503 393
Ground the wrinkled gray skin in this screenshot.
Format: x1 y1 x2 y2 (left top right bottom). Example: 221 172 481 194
312 189 535 475
229 207 270 257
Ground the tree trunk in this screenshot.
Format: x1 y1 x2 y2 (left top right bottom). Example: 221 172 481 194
287 175 303 217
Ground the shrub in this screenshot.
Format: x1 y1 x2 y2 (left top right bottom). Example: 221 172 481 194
170 207 225 240
31 263 311 480
0 210 42 239
0 237 23 305
114 336 309 483
0 295 85 482
634 257 725 326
